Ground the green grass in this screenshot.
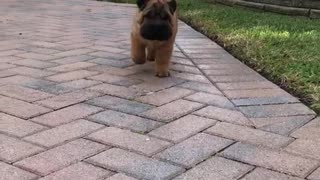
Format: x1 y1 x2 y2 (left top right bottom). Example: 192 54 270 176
178 0 320 113
99 0 320 113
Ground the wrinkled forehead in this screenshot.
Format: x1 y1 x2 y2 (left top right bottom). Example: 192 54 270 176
144 0 170 13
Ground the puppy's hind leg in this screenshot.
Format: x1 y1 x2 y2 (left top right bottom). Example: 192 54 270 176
147 45 156 62
131 33 146 64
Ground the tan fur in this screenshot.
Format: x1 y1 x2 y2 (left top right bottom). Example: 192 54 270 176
131 0 178 77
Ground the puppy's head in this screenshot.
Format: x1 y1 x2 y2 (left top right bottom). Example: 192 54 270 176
137 0 177 41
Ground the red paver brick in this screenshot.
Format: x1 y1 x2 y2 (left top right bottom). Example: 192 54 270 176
88 83 139 99
31 104 102 126
7 66 57 77
291 117 320 139
54 48 96 57
136 87 193 106
149 115 216 142
0 134 44 163
0 113 46 137
0 84 53 102
142 99 204 122
0 95 51 119
47 62 96 72
15 52 56 61
14 139 107 176
11 59 57 68
88 127 171 156
36 90 100 109
46 70 99 82
24 119 103 147
39 162 113 180
0 162 38 180
194 106 253 126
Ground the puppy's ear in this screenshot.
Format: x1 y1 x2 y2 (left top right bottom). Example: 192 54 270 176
168 0 177 14
137 0 148 11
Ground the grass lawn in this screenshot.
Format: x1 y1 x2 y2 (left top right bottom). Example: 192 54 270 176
100 0 320 113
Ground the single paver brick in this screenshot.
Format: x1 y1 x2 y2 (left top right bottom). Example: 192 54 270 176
185 92 234 109
52 55 95 64
232 96 300 106
136 87 193 106
216 81 277 90
106 174 137 180
142 99 204 122
156 133 233 168
31 104 102 126
0 95 51 119
131 76 185 92
7 66 57 78
0 134 44 163
308 167 320 180
223 89 291 99
46 70 99 82
250 115 314 135
221 142 319 178
0 162 38 180
286 139 320 160
206 122 293 148
87 95 153 115
47 62 96 72
0 84 53 102
88 127 171 156
194 106 252 126
39 162 113 180
14 139 106 176
0 113 46 137
149 115 216 142
87 148 184 180
36 90 100 109
24 119 103 147
242 168 303 180
178 81 223 95
88 83 139 99
57 79 101 90
291 117 320 139
11 59 57 68
174 157 253 180
239 104 315 118
88 110 162 133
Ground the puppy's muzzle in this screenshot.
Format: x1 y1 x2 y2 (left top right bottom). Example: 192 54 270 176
140 23 172 41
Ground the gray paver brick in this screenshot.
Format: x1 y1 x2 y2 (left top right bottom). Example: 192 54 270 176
308 167 320 180
174 157 253 180
149 115 216 142
88 127 171 156
88 110 162 133
156 133 233 168
14 139 106 176
178 81 222 95
87 95 153 115
291 117 320 139
206 122 293 148
39 162 113 180
0 134 44 163
239 104 316 118
0 161 38 180
87 148 184 180
221 142 319 178
24 119 103 147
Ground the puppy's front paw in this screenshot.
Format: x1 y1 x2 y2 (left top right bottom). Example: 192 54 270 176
156 70 170 78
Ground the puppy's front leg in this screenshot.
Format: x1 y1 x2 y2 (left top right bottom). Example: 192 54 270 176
131 33 146 64
155 44 173 77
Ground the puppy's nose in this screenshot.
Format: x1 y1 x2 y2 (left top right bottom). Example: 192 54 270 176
141 23 172 41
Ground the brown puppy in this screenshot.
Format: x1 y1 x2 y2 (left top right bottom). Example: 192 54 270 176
131 0 177 77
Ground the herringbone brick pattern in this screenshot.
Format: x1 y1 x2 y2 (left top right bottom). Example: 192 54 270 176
0 0 319 179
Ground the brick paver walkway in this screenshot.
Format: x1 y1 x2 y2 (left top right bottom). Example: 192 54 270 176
1 0 320 179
